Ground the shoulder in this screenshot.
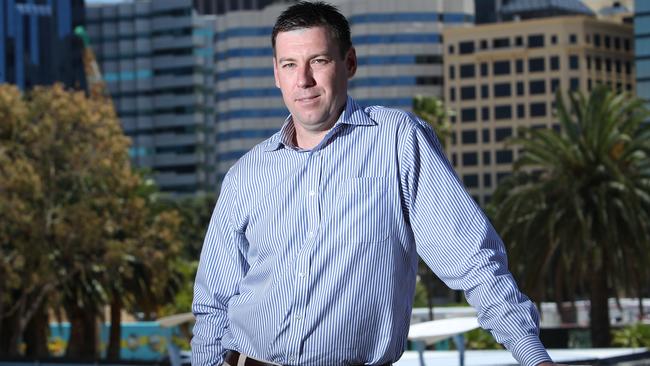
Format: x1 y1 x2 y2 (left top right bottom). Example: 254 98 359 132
363 104 430 133
224 131 281 181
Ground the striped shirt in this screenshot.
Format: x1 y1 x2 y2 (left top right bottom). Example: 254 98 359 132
192 96 552 366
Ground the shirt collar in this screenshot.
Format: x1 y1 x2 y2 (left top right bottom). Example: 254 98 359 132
263 95 377 152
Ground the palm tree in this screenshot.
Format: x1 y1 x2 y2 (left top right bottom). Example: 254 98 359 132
489 86 650 347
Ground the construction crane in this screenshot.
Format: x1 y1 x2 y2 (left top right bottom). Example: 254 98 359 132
74 25 112 102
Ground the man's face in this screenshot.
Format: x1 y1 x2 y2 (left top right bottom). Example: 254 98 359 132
273 26 356 135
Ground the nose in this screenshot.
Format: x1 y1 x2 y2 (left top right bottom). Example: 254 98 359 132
297 65 316 88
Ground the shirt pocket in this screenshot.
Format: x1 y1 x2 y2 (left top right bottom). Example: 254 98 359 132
334 177 390 244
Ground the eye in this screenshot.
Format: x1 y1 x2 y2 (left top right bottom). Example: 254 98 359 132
281 62 296 69
312 58 329 65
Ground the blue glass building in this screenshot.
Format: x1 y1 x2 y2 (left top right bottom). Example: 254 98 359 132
635 0 650 104
0 0 86 90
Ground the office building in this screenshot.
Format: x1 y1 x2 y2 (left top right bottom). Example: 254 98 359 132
213 0 474 182
86 0 217 194
193 0 286 15
1 0 86 90
444 16 634 205
635 0 650 104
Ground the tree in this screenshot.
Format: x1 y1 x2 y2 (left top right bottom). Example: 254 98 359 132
0 84 185 358
489 86 650 347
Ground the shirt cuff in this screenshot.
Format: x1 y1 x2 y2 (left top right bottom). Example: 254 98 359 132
510 334 552 366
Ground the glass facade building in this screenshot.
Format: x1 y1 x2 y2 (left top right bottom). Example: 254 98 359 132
0 0 86 90
87 0 217 195
635 0 650 104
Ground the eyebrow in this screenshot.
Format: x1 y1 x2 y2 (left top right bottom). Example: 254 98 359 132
277 53 331 63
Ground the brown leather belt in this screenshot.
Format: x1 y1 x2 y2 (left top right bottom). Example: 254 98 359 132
223 350 392 366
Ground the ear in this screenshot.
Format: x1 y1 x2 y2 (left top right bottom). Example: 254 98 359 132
346 47 357 79
273 57 280 88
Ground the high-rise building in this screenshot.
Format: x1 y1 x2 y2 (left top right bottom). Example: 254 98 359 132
192 0 287 15
635 0 650 104
86 0 217 195
444 16 634 205
1 0 86 90
213 0 475 182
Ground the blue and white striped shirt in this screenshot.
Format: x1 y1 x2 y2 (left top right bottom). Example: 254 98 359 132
192 96 551 366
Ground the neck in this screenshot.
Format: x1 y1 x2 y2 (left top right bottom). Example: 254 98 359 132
294 126 329 150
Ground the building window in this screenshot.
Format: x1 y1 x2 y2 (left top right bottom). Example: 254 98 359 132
461 130 477 144
462 152 478 166
585 34 591 43
483 173 492 187
515 36 523 46
496 150 513 164
625 61 631 74
495 105 512 120
530 102 547 117
528 34 544 48
516 59 523 73
481 85 489 98
551 35 557 44
587 56 591 69
481 62 488 76
594 34 601 47
588 78 592 90
460 64 475 78
493 37 510 48
550 56 559 70
482 107 490 121
615 60 621 74
463 174 479 187
570 78 579 91
482 128 490 143
624 38 631 51
449 65 455 79
569 55 579 70
493 60 510 75
551 78 560 92
480 39 488 49
529 79 546 94
517 104 525 118
494 83 511 97
529 57 545 72
606 59 612 72
461 86 476 100
569 34 577 44
517 81 524 96
495 127 513 142
461 108 477 122
452 153 457 165
449 88 456 101
604 35 611 49
595 57 602 70
460 41 475 54
614 37 621 50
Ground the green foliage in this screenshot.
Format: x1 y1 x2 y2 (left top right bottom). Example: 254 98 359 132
464 328 503 350
488 86 650 346
0 84 186 357
612 323 650 348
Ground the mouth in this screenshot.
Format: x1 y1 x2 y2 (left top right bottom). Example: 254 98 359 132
296 95 320 103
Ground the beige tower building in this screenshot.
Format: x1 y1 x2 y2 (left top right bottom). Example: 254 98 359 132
443 16 634 205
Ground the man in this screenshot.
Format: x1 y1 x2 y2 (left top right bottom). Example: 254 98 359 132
192 2 559 365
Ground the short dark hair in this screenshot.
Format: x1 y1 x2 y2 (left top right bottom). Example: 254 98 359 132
272 1 352 58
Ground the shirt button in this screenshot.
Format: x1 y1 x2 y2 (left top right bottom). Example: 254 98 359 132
298 272 306 278
309 190 316 196
295 314 302 320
